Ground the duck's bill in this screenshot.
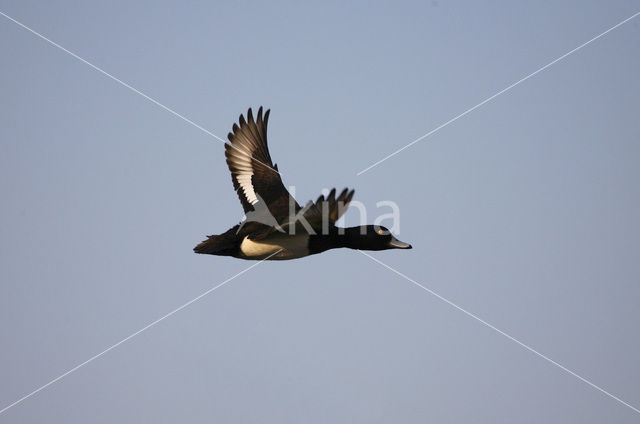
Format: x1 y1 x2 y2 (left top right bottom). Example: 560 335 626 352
389 236 412 249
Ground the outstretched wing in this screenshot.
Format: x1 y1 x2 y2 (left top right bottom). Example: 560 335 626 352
299 188 355 232
225 107 299 223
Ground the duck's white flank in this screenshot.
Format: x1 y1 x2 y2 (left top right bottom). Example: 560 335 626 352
240 233 309 260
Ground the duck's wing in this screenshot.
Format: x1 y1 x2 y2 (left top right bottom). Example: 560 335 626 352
225 107 299 224
296 188 355 232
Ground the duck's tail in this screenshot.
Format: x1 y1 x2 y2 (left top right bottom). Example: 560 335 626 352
193 225 240 256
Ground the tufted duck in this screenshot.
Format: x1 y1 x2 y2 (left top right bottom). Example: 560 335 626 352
194 107 412 260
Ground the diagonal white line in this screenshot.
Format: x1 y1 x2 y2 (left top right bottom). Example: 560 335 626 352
356 11 640 176
0 9 280 176
0 10 224 142
358 250 640 415
0 250 281 416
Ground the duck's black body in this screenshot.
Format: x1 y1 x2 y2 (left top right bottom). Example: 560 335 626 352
194 107 412 260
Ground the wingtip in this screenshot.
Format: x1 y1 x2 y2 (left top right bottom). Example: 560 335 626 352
257 106 263 123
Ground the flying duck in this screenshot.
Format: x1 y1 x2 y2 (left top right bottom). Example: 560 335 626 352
194 107 412 260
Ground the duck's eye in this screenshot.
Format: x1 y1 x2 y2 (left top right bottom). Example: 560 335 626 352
377 229 384 235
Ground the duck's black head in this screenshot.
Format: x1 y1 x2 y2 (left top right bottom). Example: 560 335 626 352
344 225 412 251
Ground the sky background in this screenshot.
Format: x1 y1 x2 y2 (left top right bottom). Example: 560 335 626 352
1 1 639 422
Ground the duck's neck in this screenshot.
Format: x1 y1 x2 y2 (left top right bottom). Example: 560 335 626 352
308 226 368 253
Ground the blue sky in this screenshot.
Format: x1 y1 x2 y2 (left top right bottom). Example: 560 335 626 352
1 1 639 422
